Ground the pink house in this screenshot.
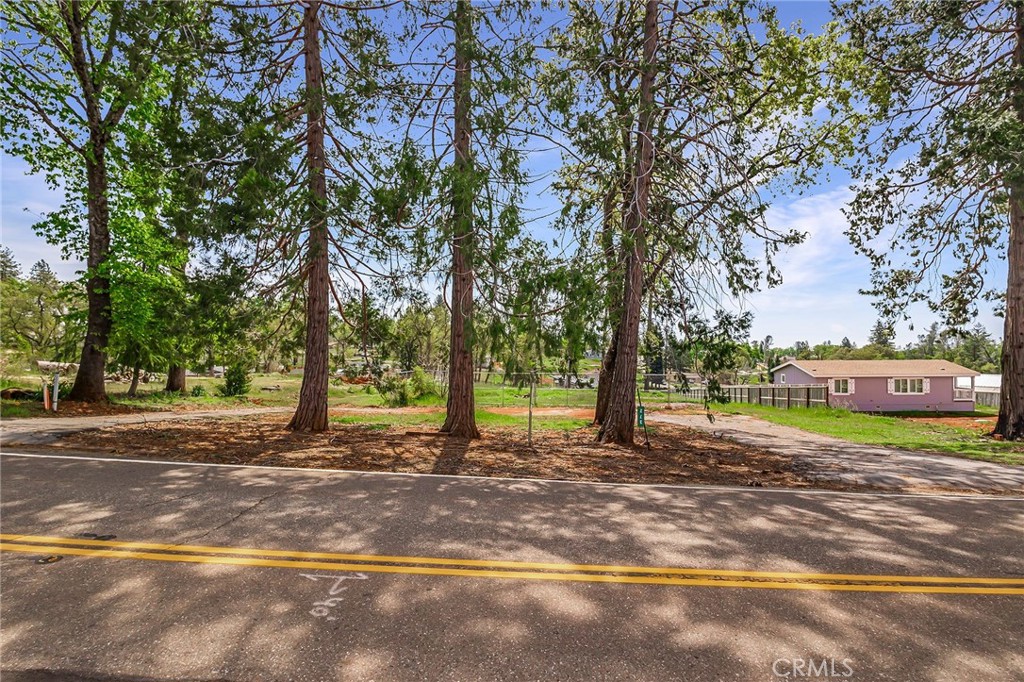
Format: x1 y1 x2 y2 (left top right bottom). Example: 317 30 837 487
769 360 980 412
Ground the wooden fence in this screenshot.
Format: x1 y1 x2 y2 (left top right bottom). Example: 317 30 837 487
678 384 829 409
975 389 1000 408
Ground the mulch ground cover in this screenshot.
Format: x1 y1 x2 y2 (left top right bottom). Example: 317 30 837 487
49 412 832 489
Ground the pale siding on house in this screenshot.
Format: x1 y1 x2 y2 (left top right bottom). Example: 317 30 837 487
841 376 971 412
773 365 820 385
769 360 977 412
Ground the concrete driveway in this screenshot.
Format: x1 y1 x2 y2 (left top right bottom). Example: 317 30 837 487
651 412 1024 494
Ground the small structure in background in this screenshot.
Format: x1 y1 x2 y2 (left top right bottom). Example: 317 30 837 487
962 373 1001 408
770 360 979 412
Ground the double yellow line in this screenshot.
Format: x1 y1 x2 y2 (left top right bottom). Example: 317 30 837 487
2 533 1023 595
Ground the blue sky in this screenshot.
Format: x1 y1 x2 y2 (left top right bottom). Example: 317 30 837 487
0 1 1006 348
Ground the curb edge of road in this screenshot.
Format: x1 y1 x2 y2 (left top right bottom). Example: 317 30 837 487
3 450 1023 502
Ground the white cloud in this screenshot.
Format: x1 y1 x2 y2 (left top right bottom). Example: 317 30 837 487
1 153 83 280
741 187 1003 347
762 187 858 288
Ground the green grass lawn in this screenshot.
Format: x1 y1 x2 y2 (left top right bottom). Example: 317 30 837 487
331 409 590 431
717 404 1024 466
450 381 677 409
0 401 42 418
4 369 713 420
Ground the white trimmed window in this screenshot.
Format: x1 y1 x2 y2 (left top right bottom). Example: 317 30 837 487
780 373 786 384
889 378 928 394
832 378 853 395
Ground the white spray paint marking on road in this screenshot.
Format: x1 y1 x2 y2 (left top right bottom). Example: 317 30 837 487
301 572 368 621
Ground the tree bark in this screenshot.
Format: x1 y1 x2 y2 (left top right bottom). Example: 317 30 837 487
995 2 1024 441
594 182 623 425
127 361 141 398
288 0 330 433
598 0 659 444
594 324 619 424
996 186 1024 440
441 0 480 439
165 363 186 393
68 148 112 402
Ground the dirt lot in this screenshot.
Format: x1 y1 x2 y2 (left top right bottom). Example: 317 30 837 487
46 412 839 489
902 414 998 433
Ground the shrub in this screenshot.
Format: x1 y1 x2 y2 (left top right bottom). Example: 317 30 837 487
376 375 413 407
376 367 442 407
190 385 208 398
409 367 441 400
217 363 251 397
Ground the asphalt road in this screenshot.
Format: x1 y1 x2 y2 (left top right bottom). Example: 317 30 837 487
1 451 1022 682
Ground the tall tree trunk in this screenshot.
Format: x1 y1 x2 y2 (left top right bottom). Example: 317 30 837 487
441 0 480 439
127 360 141 398
996 188 1024 440
598 0 659 445
68 148 112 402
594 182 624 425
996 3 1024 441
288 0 330 433
361 292 370 366
165 364 186 393
594 326 619 424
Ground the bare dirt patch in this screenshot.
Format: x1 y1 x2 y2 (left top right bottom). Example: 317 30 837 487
46 413 837 489
902 415 997 433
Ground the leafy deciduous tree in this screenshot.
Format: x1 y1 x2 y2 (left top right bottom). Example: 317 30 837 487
1 0 202 401
836 0 1024 438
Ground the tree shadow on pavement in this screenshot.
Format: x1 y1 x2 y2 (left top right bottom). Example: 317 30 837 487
1 455 1022 681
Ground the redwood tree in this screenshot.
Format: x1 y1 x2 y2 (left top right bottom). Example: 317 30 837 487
441 0 480 438
597 0 659 444
394 0 537 439
232 0 395 433
288 0 331 432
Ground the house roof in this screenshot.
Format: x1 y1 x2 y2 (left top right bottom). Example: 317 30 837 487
974 373 1001 388
770 359 981 378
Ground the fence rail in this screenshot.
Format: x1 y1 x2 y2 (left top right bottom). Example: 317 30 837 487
393 371 831 410
385 370 988 411
974 389 1000 408
677 384 829 409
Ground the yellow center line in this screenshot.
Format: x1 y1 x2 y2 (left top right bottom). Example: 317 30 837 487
2 534 1023 593
2 532 1024 585
2 542 1023 594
